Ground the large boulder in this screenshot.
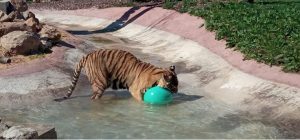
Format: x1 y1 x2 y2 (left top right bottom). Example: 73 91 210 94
38 25 61 51
39 24 61 42
0 0 14 15
1 126 38 139
0 10 25 22
14 10 24 20
0 10 10 22
0 118 10 134
6 11 25 21
25 17 40 32
0 0 27 21
0 31 41 55
24 11 41 32
40 39 52 51
0 22 31 37
0 123 10 133
9 0 28 12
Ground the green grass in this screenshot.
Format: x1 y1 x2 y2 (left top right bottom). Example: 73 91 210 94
179 0 197 13
163 0 179 9
165 1 300 72
28 53 47 60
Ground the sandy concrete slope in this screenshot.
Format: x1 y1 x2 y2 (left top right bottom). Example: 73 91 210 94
32 7 300 89
32 7 300 124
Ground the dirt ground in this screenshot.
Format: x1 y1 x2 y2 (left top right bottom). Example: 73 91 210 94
0 31 70 71
0 50 47 70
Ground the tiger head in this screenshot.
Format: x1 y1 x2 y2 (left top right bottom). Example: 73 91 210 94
157 65 178 94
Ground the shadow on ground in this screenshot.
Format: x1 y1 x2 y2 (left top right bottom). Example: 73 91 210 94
57 40 76 48
68 6 156 35
172 92 203 105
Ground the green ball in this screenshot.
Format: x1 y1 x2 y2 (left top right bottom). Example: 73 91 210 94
144 86 173 105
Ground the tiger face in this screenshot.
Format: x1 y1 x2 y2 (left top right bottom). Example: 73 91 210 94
157 65 178 94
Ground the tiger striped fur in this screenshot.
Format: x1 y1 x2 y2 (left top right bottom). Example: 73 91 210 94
65 49 178 102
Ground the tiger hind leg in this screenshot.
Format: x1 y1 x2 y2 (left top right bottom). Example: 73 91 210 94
90 84 106 100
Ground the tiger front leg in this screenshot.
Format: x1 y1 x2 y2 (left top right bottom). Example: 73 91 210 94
129 89 143 102
131 91 143 102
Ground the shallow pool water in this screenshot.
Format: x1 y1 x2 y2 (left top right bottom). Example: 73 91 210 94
0 88 282 139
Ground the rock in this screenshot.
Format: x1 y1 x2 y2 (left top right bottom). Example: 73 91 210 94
0 123 10 132
41 39 52 50
24 11 41 32
0 9 25 22
0 56 11 63
6 10 24 21
0 118 10 133
3 10 17 21
0 10 9 21
0 0 14 15
27 11 36 20
32 0 41 2
0 31 41 55
14 10 24 20
25 17 40 32
22 10 29 19
0 122 57 139
5 11 24 21
1 125 38 139
39 24 61 43
10 0 28 12
0 22 31 37
0 0 30 21
25 124 57 139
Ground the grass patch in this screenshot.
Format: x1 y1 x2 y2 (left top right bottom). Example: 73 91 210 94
28 53 47 60
192 1 300 72
165 0 300 72
163 0 179 9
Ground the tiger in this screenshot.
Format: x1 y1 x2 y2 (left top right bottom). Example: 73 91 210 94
64 49 178 102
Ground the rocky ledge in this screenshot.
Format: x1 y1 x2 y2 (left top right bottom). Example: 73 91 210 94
0 0 61 67
0 118 57 139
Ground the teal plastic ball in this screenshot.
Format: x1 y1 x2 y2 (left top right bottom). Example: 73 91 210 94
143 86 173 105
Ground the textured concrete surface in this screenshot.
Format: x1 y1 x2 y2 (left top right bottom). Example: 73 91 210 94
34 11 300 120
0 69 70 95
33 7 300 89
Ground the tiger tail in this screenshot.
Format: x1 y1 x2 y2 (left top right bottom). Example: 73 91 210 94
64 56 87 99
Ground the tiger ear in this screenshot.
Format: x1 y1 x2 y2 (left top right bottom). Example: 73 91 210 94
169 65 175 72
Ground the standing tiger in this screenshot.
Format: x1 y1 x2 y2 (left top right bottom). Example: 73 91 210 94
65 49 178 102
